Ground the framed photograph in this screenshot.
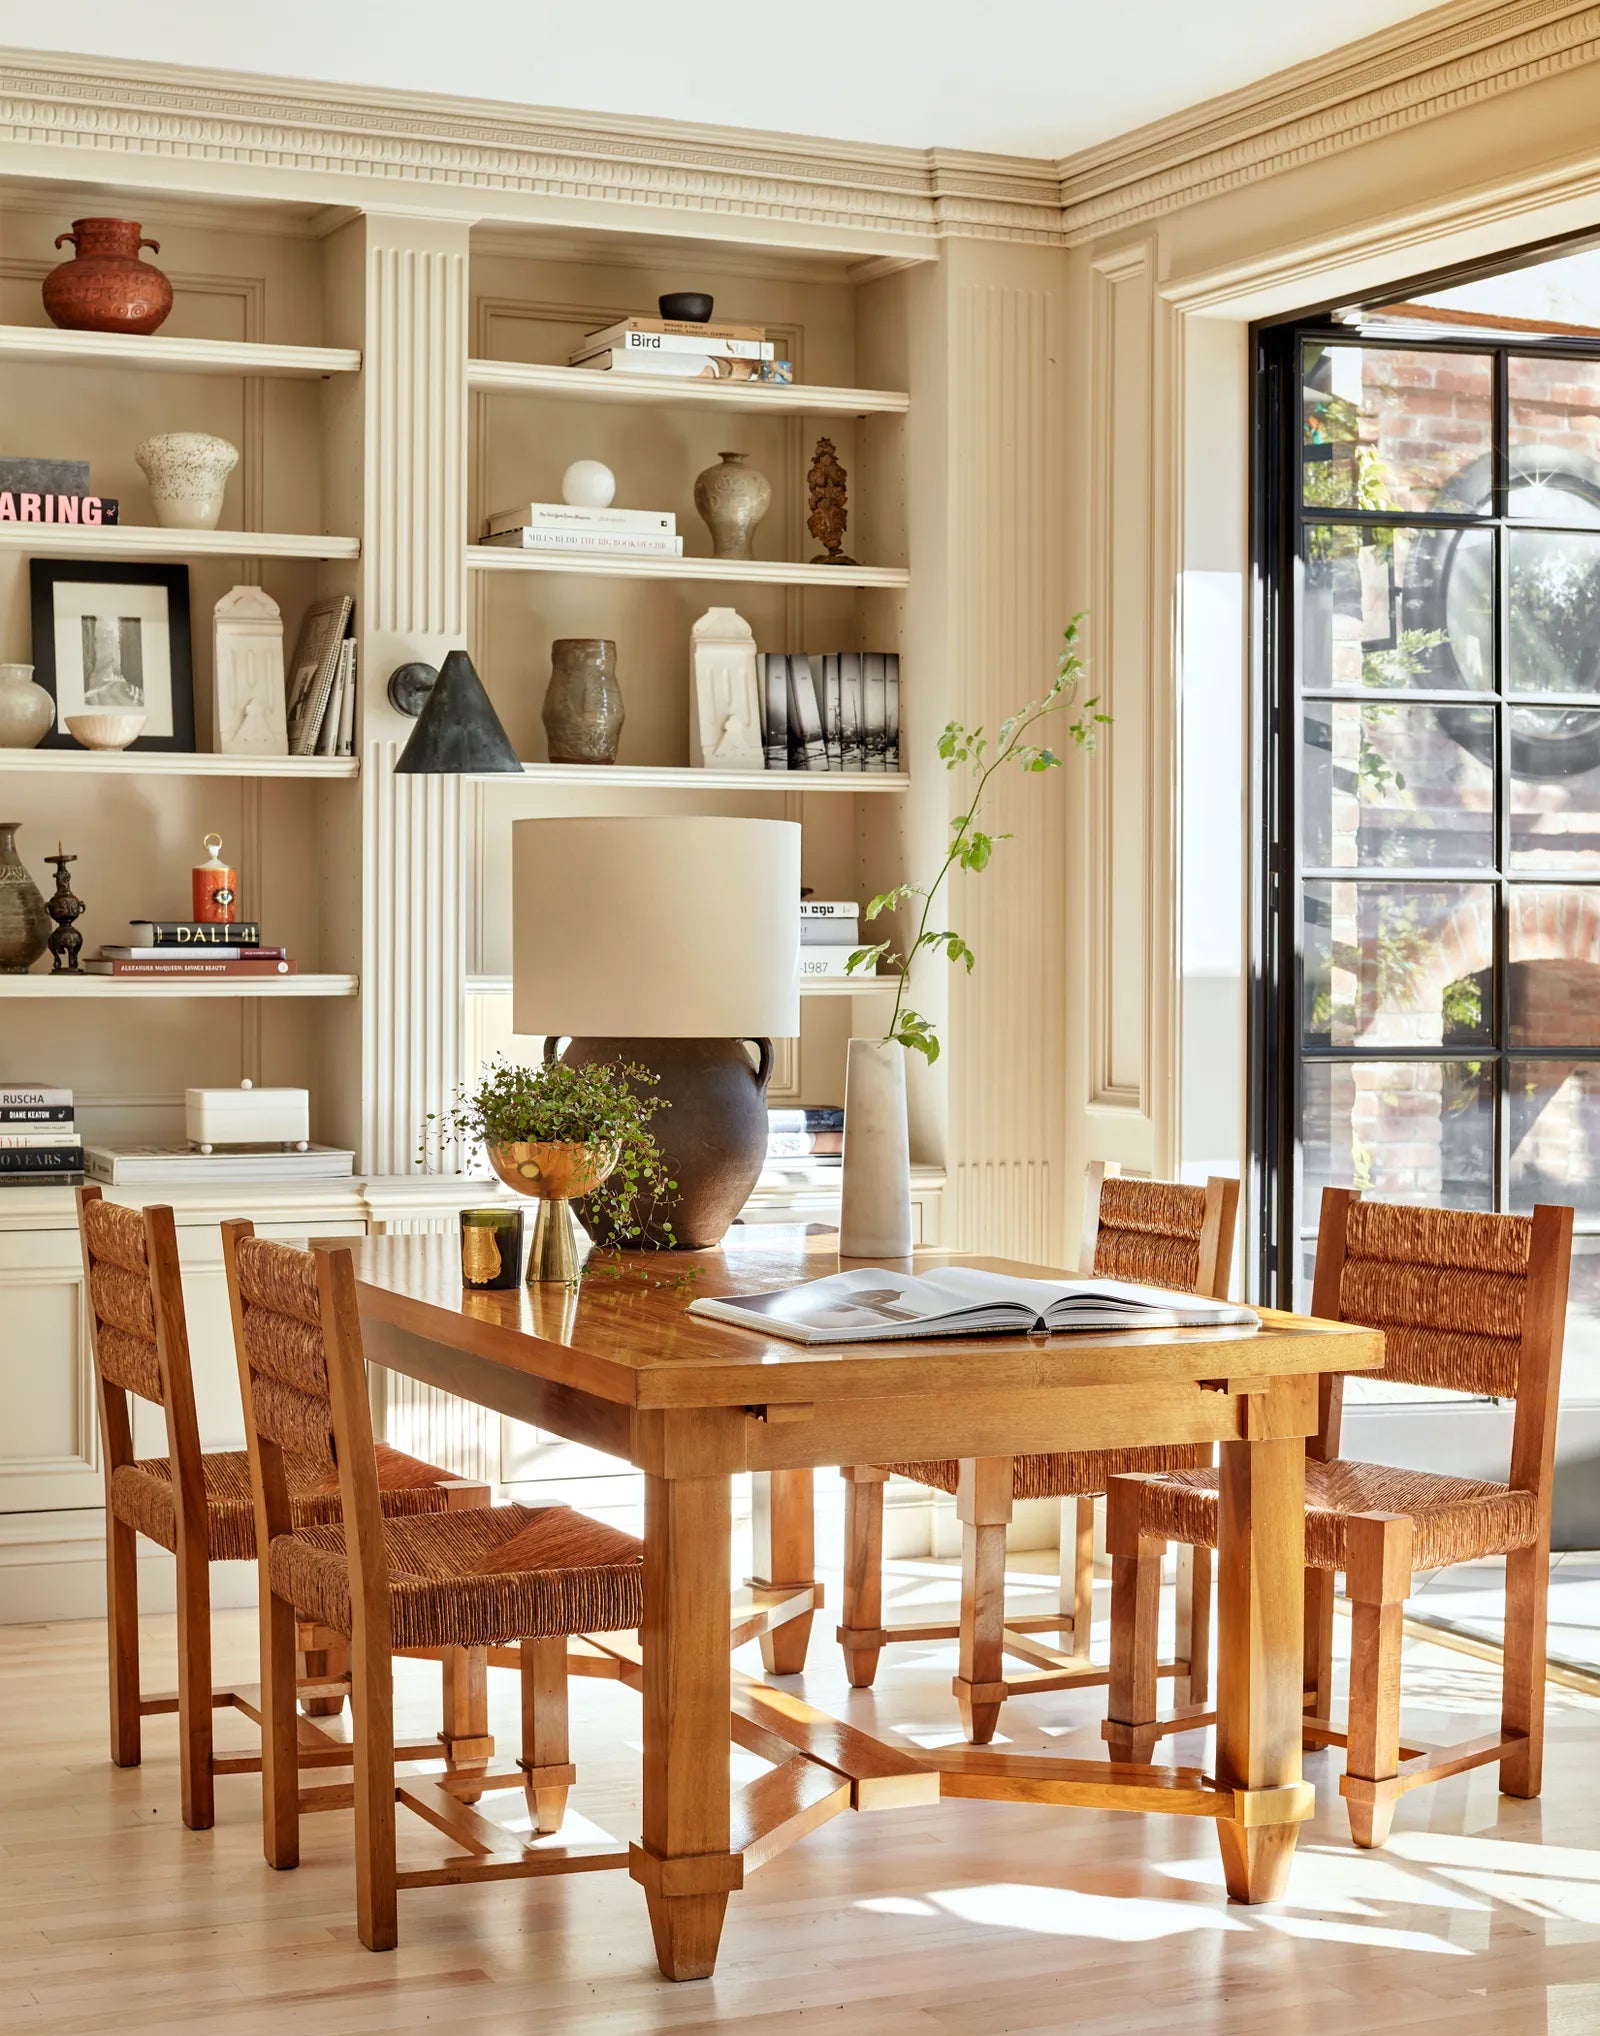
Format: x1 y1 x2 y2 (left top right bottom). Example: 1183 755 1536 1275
29 559 194 751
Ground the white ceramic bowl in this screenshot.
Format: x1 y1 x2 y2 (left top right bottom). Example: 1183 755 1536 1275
65 710 147 751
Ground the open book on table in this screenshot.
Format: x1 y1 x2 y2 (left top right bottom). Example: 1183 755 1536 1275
688 1265 1259 1346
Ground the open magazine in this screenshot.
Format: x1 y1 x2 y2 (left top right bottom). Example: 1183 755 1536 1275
688 1265 1259 1346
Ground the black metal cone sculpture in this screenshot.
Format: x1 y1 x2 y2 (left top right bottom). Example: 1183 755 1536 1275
394 649 522 774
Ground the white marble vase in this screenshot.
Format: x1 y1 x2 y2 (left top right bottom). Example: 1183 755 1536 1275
838 1036 913 1257
135 431 239 530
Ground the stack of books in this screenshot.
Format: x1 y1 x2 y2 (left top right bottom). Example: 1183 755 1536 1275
0 1085 82 1186
481 501 683 561
767 1105 843 1163
84 1144 355 1186
568 315 792 384
762 654 900 773
798 900 861 981
83 919 297 980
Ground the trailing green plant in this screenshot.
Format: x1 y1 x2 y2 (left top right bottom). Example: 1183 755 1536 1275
847 615 1107 1063
425 1054 682 1261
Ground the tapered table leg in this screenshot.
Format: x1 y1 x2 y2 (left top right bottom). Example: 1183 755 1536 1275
1213 1434 1311 1903
631 1471 741 1981
750 1468 816 1675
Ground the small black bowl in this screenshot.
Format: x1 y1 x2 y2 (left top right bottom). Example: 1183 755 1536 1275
659 292 713 324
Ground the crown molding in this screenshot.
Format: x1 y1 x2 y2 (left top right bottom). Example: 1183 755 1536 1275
1056 0 1600 245
0 46 1062 254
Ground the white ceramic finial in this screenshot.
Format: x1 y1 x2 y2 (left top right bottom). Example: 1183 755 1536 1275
562 459 616 509
241 1078 253 1090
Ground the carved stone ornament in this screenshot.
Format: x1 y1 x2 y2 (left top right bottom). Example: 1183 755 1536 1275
212 585 287 755
689 608 763 771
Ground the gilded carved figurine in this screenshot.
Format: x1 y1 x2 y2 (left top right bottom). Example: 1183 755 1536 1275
806 436 857 566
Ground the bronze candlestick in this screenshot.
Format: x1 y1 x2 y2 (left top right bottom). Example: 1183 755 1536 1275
44 846 84 974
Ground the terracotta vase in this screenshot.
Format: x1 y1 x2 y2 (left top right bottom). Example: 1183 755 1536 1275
42 219 173 336
693 451 771 560
0 665 54 749
0 823 51 974
542 638 624 763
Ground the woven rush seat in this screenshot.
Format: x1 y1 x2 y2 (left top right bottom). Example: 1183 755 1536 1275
880 1443 1212 1501
108 1443 461 1562
1129 1457 1539 1572
270 1502 644 1650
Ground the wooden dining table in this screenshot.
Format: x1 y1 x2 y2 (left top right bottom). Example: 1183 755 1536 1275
341 1226 1381 1981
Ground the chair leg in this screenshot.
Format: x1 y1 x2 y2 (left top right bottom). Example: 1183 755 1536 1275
521 1636 573 1835
1062 1495 1096 1652
1175 1543 1212 1708
838 1466 888 1689
441 1645 492 1803
298 1624 348 1718
1500 1539 1550 1799
174 1535 215 1831
1105 1476 1162 1763
260 1585 301 1870
1342 1514 1412 1850
953 1457 1011 1746
352 1619 398 1951
1304 1565 1337 1724
105 1509 141 1768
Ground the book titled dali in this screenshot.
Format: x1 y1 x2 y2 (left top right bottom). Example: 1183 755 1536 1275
689 1266 1259 1346
128 921 262 947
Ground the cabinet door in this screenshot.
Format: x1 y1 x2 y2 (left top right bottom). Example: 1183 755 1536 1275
0 1227 98 1514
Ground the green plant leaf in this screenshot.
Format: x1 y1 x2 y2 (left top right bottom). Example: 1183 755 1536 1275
865 886 914 920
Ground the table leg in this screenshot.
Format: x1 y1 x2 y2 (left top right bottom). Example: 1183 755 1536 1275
1214 1434 1308 1903
631 1471 741 1981
749 1468 816 1676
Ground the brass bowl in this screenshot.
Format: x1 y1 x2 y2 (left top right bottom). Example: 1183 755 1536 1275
485 1139 619 1200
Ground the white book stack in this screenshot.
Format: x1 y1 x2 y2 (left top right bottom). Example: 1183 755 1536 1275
482 501 682 559
567 316 792 383
798 899 862 979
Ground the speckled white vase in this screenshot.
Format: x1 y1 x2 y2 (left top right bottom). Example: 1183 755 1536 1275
839 1037 913 1258
135 431 239 530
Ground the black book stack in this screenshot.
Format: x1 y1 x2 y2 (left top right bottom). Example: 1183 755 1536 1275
0 1086 83 1186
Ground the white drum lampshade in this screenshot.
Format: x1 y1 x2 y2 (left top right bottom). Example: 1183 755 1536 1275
510 816 802 1249
511 815 800 1040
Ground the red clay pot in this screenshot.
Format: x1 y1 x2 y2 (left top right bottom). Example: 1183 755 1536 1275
42 219 173 336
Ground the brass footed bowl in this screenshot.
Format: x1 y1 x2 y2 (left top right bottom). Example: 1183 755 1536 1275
485 1139 619 1201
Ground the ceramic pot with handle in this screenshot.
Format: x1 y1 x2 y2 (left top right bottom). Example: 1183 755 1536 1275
42 219 173 335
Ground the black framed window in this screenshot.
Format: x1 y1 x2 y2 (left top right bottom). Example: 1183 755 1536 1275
1257 325 1600 1391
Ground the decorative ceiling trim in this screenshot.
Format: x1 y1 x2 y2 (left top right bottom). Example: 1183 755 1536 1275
1056 0 1600 245
0 48 1062 251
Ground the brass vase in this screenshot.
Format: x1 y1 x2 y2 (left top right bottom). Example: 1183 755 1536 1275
485 1140 620 1285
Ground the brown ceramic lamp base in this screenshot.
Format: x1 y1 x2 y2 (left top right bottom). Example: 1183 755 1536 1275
545 1035 774 1250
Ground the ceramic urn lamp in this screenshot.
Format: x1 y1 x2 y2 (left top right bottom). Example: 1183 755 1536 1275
510 814 801 1249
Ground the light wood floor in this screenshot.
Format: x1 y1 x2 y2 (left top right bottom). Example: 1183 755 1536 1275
6 1554 1600 2035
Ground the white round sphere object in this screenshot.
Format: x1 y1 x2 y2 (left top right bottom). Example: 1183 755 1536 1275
562 459 616 509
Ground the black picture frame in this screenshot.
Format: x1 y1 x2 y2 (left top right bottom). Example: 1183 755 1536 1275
28 558 194 751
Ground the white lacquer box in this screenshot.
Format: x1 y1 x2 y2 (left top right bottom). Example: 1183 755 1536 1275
186 1080 310 1153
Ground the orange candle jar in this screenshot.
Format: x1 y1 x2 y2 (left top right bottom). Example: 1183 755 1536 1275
192 833 238 924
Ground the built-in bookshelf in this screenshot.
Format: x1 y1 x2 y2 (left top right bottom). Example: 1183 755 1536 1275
467 356 909 417
0 326 360 379
508 761 907 792
0 525 358 561
0 974 359 999
4 750 359 779
466 545 905 588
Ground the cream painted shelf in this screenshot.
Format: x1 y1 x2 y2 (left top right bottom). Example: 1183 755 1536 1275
467 358 909 416
0 326 360 379
467 972 891 997
468 544 905 589
504 761 908 792
0 525 360 561
0 974 359 998
1 749 358 778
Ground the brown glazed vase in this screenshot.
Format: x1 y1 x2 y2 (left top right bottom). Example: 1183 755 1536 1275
546 1035 775 1249
42 220 173 335
0 823 50 974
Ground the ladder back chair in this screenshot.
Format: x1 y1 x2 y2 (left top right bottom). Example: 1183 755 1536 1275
837 1163 1240 1744
78 1185 491 1829
1104 1186 1573 1847
222 1222 648 1951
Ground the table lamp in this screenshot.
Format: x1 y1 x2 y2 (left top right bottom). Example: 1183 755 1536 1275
511 815 801 1247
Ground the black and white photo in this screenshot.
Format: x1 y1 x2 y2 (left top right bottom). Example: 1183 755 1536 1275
29 559 193 751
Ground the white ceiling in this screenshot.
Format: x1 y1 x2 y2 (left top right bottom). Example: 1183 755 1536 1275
0 0 1451 157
